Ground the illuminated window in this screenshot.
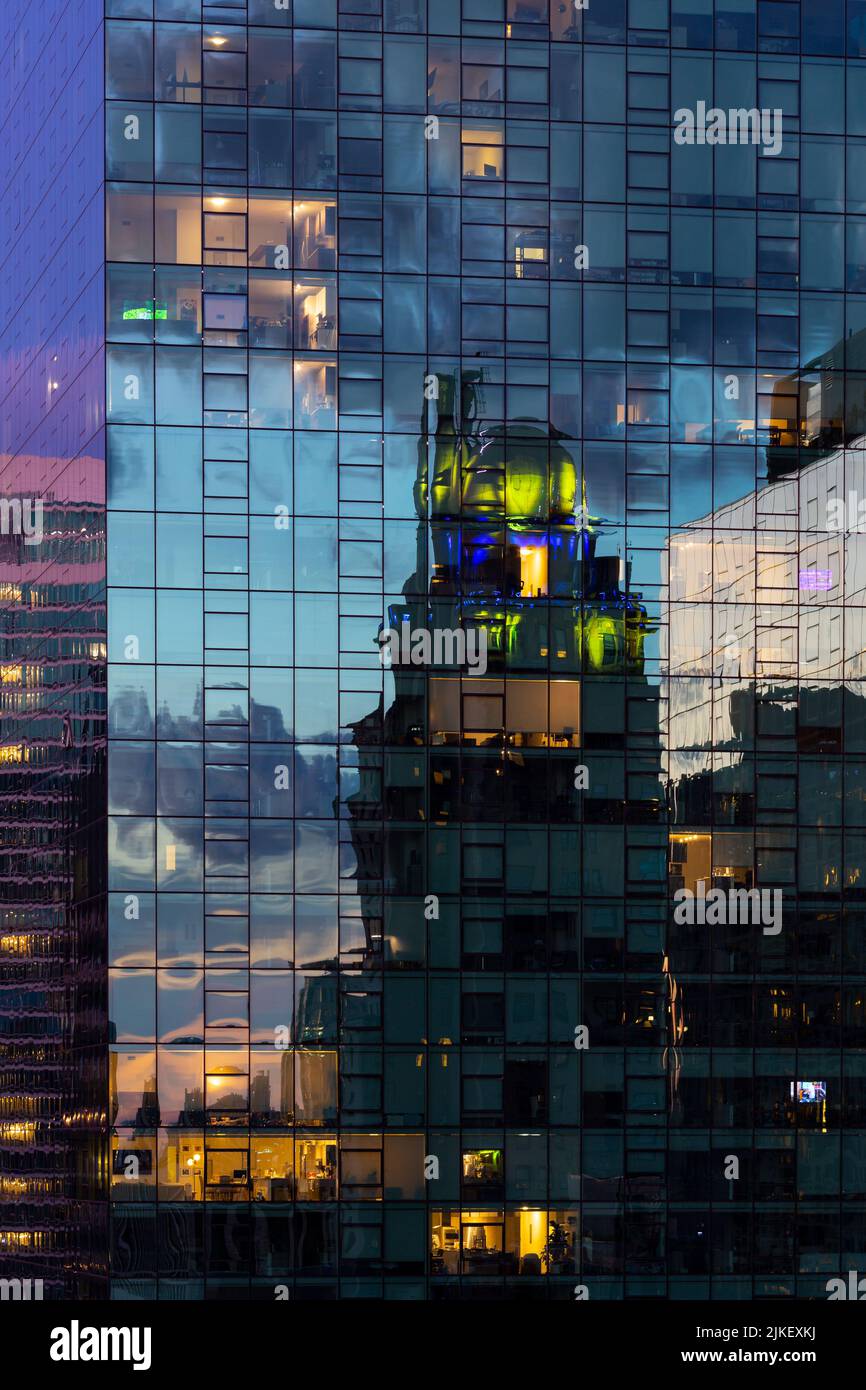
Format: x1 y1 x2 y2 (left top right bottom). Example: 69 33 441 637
461 125 504 180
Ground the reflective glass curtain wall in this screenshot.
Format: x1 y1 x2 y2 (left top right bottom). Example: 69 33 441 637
0 0 107 1300
7 0 866 1300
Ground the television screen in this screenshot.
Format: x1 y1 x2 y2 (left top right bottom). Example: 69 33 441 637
790 1081 826 1103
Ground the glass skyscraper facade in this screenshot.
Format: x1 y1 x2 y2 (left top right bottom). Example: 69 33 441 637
6 0 866 1302
0 1 107 1299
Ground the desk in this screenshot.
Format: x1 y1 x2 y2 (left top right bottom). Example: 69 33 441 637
252 1177 294 1202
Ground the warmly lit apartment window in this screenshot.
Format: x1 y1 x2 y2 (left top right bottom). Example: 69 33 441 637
294 358 338 429
461 124 504 180
251 1136 294 1200
157 189 203 264
158 1133 204 1202
462 680 504 745
546 1211 579 1272
506 677 580 747
294 199 337 270
110 1134 157 1198
431 1207 575 1276
668 831 711 896
549 679 581 746
669 830 755 897
429 677 460 744
431 1209 504 1273
503 1209 547 1274
248 272 291 349
294 275 338 350
514 241 547 278
205 1136 250 1200
462 1147 502 1190
295 1137 338 1200
248 194 292 267
511 531 548 595
203 194 248 265
429 676 580 747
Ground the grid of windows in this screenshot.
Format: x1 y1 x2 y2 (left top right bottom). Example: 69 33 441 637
101 0 866 1298
8 0 866 1300
0 0 108 1299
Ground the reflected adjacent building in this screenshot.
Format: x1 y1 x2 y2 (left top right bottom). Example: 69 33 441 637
662 373 866 1277
348 366 662 1282
5 0 866 1302
0 4 107 1298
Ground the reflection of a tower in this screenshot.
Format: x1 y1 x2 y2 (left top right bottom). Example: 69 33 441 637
0 496 106 1295
346 369 655 962
134 1074 159 1130
250 1070 272 1120
279 1051 293 1119
179 1087 204 1126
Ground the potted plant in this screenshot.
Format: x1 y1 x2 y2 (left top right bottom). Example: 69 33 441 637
543 1220 573 1273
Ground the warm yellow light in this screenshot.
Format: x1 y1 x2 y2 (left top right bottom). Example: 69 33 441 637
461 127 504 145
519 543 547 596
0 934 29 953
0 1122 36 1142
209 35 228 45
0 1232 32 1249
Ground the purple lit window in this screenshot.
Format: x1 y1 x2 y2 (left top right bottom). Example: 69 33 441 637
799 569 832 591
